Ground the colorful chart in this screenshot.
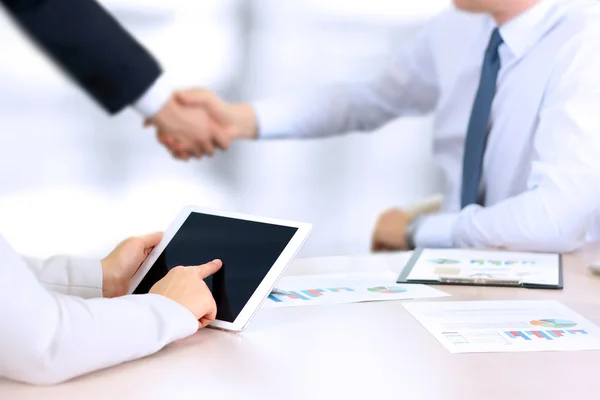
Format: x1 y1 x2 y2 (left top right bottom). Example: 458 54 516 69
368 286 408 294
505 329 588 341
428 259 460 265
530 319 577 329
268 287 355 302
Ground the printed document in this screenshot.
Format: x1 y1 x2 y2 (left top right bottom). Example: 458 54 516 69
404 300 600 353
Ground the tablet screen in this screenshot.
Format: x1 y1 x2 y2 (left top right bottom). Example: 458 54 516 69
133 212 298 322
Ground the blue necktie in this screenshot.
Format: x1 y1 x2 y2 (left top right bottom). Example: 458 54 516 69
460 28 504 208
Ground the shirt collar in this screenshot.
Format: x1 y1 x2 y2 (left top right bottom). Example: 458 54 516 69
494 0 583 59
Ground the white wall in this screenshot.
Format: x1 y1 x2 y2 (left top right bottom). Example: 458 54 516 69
0 0 449 259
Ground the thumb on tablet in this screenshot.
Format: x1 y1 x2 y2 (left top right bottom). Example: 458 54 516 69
196 259 223 279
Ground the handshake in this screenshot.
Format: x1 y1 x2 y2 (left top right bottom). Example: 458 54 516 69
146 89 257 160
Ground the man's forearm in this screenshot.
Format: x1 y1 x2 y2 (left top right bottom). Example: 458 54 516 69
21 256 103 299
415 186 595 253
251 82 412 139
1 291 197 385
2 238 198 385
1 0 163 114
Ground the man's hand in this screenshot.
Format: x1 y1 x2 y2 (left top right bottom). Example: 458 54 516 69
150 260 222 329
148 94 234 160
371 209 414 252
153 88 258 160
101 232 163 298
176 89 258 141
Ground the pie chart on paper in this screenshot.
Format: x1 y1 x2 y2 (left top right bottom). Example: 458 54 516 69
530 319 577 328
368 286 408 294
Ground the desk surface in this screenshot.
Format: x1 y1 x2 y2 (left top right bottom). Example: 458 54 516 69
2 248 600 400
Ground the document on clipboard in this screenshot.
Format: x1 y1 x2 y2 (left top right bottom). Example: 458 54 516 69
397 248 563 289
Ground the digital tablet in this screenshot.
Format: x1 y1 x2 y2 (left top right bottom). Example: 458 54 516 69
128 206 312 331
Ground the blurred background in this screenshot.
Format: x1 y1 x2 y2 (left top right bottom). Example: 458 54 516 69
0 0 450 259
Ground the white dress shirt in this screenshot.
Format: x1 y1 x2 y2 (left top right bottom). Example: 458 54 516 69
132 74 173 118
0 235 198 385
253 0 600 252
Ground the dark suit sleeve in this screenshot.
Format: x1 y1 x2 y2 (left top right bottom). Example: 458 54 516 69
1 0 163 114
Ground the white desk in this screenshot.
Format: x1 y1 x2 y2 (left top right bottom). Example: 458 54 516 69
2 249 600 400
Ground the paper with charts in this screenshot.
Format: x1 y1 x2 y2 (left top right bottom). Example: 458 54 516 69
264 271 449 308
403 248 560 286
403 300 600 353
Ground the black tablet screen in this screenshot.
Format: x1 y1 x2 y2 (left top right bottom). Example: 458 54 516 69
133 212 298 322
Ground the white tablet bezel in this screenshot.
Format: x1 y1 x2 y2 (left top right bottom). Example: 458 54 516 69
127 205 312 332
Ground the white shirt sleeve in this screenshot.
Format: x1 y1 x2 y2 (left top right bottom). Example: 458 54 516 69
414 213 458 249
131 74 173 119
21 256 103 299
0 236 198 385
415 35 600 253
253 16 441 139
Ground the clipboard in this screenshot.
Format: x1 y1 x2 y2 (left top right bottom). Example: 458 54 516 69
397 248 563 290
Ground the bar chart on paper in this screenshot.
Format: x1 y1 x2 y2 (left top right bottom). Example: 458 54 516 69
500 317 597 345
264 272 449 308
267 288 355 303
505 329 588 341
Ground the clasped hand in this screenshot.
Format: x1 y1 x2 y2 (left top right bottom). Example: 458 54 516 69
146 89 257 160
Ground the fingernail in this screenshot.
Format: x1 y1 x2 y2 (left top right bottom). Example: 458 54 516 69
212 259 221 264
